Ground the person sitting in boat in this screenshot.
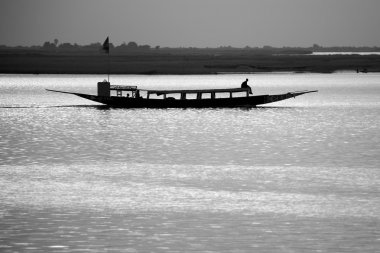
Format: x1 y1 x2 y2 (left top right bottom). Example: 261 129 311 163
241 78 252 94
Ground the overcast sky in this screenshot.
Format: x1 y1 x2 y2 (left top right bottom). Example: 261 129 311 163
1 0 380 47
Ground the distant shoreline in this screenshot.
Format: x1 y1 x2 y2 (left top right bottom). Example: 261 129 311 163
2 52 380 75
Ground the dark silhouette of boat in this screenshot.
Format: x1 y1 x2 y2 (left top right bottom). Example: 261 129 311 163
46 80 317 108
47 38 317 108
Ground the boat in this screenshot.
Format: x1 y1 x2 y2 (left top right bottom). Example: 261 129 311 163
46 37 317 108
46 80 317 108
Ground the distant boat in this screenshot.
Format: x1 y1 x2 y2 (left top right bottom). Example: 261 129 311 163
46 80 317 108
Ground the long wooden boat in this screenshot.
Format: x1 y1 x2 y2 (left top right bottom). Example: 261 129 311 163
46 80 317 108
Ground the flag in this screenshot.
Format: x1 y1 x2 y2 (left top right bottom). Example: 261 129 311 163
102 37 109 54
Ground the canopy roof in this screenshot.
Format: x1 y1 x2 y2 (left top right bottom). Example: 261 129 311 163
145 87 250 95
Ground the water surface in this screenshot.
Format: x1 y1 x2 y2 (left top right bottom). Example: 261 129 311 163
1 73 379 252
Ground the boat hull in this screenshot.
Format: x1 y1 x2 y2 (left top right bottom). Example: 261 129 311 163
73 91 315 108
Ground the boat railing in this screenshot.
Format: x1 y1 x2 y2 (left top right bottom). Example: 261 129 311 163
110 85 138 91
144 87 250 100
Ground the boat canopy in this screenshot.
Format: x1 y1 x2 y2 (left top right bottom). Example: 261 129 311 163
144 87 250 95
100 81 250 98
99 80 257 100
143 87 251 99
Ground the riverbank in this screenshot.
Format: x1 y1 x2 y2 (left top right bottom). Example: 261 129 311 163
2 52 380 74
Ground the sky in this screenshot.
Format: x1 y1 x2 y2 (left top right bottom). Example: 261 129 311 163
1 0 380 48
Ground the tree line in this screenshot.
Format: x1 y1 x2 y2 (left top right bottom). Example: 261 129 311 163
1 39 379 55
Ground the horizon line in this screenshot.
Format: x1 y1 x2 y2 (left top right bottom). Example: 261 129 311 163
1 41 380 49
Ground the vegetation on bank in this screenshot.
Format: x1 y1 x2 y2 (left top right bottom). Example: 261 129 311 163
1 40 380 74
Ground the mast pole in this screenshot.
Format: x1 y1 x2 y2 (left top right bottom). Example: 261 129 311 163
108 36 110 82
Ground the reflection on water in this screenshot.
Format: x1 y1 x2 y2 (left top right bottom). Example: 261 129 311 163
0 73 380 252
1 209 378 252
1 106 379 168
1 162 379 252
1 163 379 216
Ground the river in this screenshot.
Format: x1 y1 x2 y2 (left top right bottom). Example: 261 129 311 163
0 73 379 252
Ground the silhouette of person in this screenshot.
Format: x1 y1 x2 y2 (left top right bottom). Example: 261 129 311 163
241 78 252 94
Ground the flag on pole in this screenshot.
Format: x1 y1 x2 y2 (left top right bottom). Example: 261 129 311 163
102 37 109 54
